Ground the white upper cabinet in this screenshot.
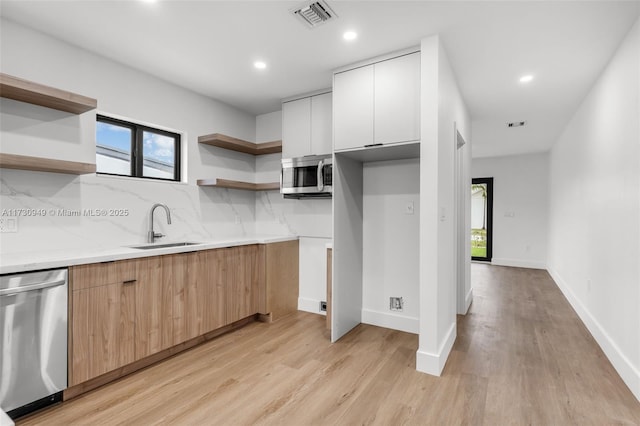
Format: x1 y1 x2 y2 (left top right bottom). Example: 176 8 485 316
282 97 311 159
374 53 421 145
333 65 374 151
282 91 332 158
310 92 333 155
333 51 420 152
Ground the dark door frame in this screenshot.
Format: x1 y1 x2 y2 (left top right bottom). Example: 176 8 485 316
472 177 493 262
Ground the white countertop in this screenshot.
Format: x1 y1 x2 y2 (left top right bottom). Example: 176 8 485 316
0 408 14 426
0 235 298 275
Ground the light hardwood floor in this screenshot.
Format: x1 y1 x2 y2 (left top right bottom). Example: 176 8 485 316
20 264 640 425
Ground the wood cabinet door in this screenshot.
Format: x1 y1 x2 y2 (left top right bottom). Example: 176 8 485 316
310 92 333 155
265 240 299 320
374 52 421 145
282 97 311 158
225 245 258 323
70 281 135 385
203 249 227 332
167 252 194 345
134 256 173 360
333 65 374 151
183 249 226 338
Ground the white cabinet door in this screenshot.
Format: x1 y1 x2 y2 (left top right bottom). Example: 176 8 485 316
374 52 421 145
310 92 332 155
282 97 311 158
333 65 374 151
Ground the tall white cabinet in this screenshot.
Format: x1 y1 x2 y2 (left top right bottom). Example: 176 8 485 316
333 66 374 151
282 90 332 158
374 53 421 145
334 51 420 152
331 48 422 343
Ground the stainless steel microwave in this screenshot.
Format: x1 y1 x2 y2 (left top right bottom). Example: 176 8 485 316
281 154 332 199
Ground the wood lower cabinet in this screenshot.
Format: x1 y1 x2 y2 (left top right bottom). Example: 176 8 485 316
193 249 226 336
163 252 191 345
70 260 138 385
71 256 172 385
258 240 299 321
69 241 299 388
226 245 260 324
135 256 172 359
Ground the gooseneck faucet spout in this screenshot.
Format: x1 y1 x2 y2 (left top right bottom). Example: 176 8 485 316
148 203 171 243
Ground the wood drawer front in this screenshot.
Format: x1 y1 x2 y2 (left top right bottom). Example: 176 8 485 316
70 258 140 290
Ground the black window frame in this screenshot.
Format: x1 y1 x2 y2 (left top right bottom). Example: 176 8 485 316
96 114 181 182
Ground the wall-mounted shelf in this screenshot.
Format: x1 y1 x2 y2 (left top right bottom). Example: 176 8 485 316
0 153 96 175
0 73 97 114
197 178 279 191
198 133 282 155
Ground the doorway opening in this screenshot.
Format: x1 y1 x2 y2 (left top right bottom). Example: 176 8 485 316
471 177 493 262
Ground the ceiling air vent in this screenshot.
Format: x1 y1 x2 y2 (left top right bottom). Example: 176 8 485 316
507 121 527 128
291 0 338 29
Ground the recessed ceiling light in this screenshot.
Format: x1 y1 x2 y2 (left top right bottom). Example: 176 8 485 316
519 75 534 83
343 31 357 41
254 61 267 70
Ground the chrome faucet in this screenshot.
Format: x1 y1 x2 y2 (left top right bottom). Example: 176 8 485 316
148 203 172 243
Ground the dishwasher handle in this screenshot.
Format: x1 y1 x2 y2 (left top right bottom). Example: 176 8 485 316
0 279 66 297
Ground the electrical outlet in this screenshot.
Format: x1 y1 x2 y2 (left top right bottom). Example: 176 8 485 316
390 297 403 312
0 217 18 233
234 214 241 225
320 301 327 312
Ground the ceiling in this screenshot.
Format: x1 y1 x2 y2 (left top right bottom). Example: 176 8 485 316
1 1 638 158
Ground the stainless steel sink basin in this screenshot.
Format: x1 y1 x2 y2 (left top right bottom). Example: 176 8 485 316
130 242 202 250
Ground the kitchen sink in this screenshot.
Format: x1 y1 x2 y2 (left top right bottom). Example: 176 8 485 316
130 242 202 250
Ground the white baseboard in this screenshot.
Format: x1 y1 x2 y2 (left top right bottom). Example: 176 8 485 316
491 257 547 270
297 297 326 316
361 309 419 334
464 288 473 313
416 321 456 376
548 266 640 401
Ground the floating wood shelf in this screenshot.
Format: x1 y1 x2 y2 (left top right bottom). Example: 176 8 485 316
0 73 97 114
0 153 96 175
197 178 280 191
198 133 282 155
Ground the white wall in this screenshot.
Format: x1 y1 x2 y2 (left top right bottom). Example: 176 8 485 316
472 153 549 269
297 236 331 315
548 18 639 400
418 35 471 375
0 18 259 254
362 159 420 334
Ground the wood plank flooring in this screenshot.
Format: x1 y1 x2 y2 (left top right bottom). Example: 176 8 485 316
20 264 640 425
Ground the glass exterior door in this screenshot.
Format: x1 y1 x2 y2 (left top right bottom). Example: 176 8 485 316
471 177 493 261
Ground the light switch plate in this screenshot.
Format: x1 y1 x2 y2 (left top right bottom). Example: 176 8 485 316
405 201 414 215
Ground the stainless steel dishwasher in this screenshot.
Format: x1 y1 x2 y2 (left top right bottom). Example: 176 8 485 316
0 269 67 419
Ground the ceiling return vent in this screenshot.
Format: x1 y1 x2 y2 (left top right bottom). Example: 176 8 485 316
507 121 527 128
291 0 338 29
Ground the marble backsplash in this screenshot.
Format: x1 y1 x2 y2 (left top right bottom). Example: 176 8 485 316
0 169 331 255
0 169 256 254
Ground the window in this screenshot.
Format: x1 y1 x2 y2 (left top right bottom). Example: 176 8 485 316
96 115 181 181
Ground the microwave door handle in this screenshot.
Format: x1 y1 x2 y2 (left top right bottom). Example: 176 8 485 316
317 160 324 191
